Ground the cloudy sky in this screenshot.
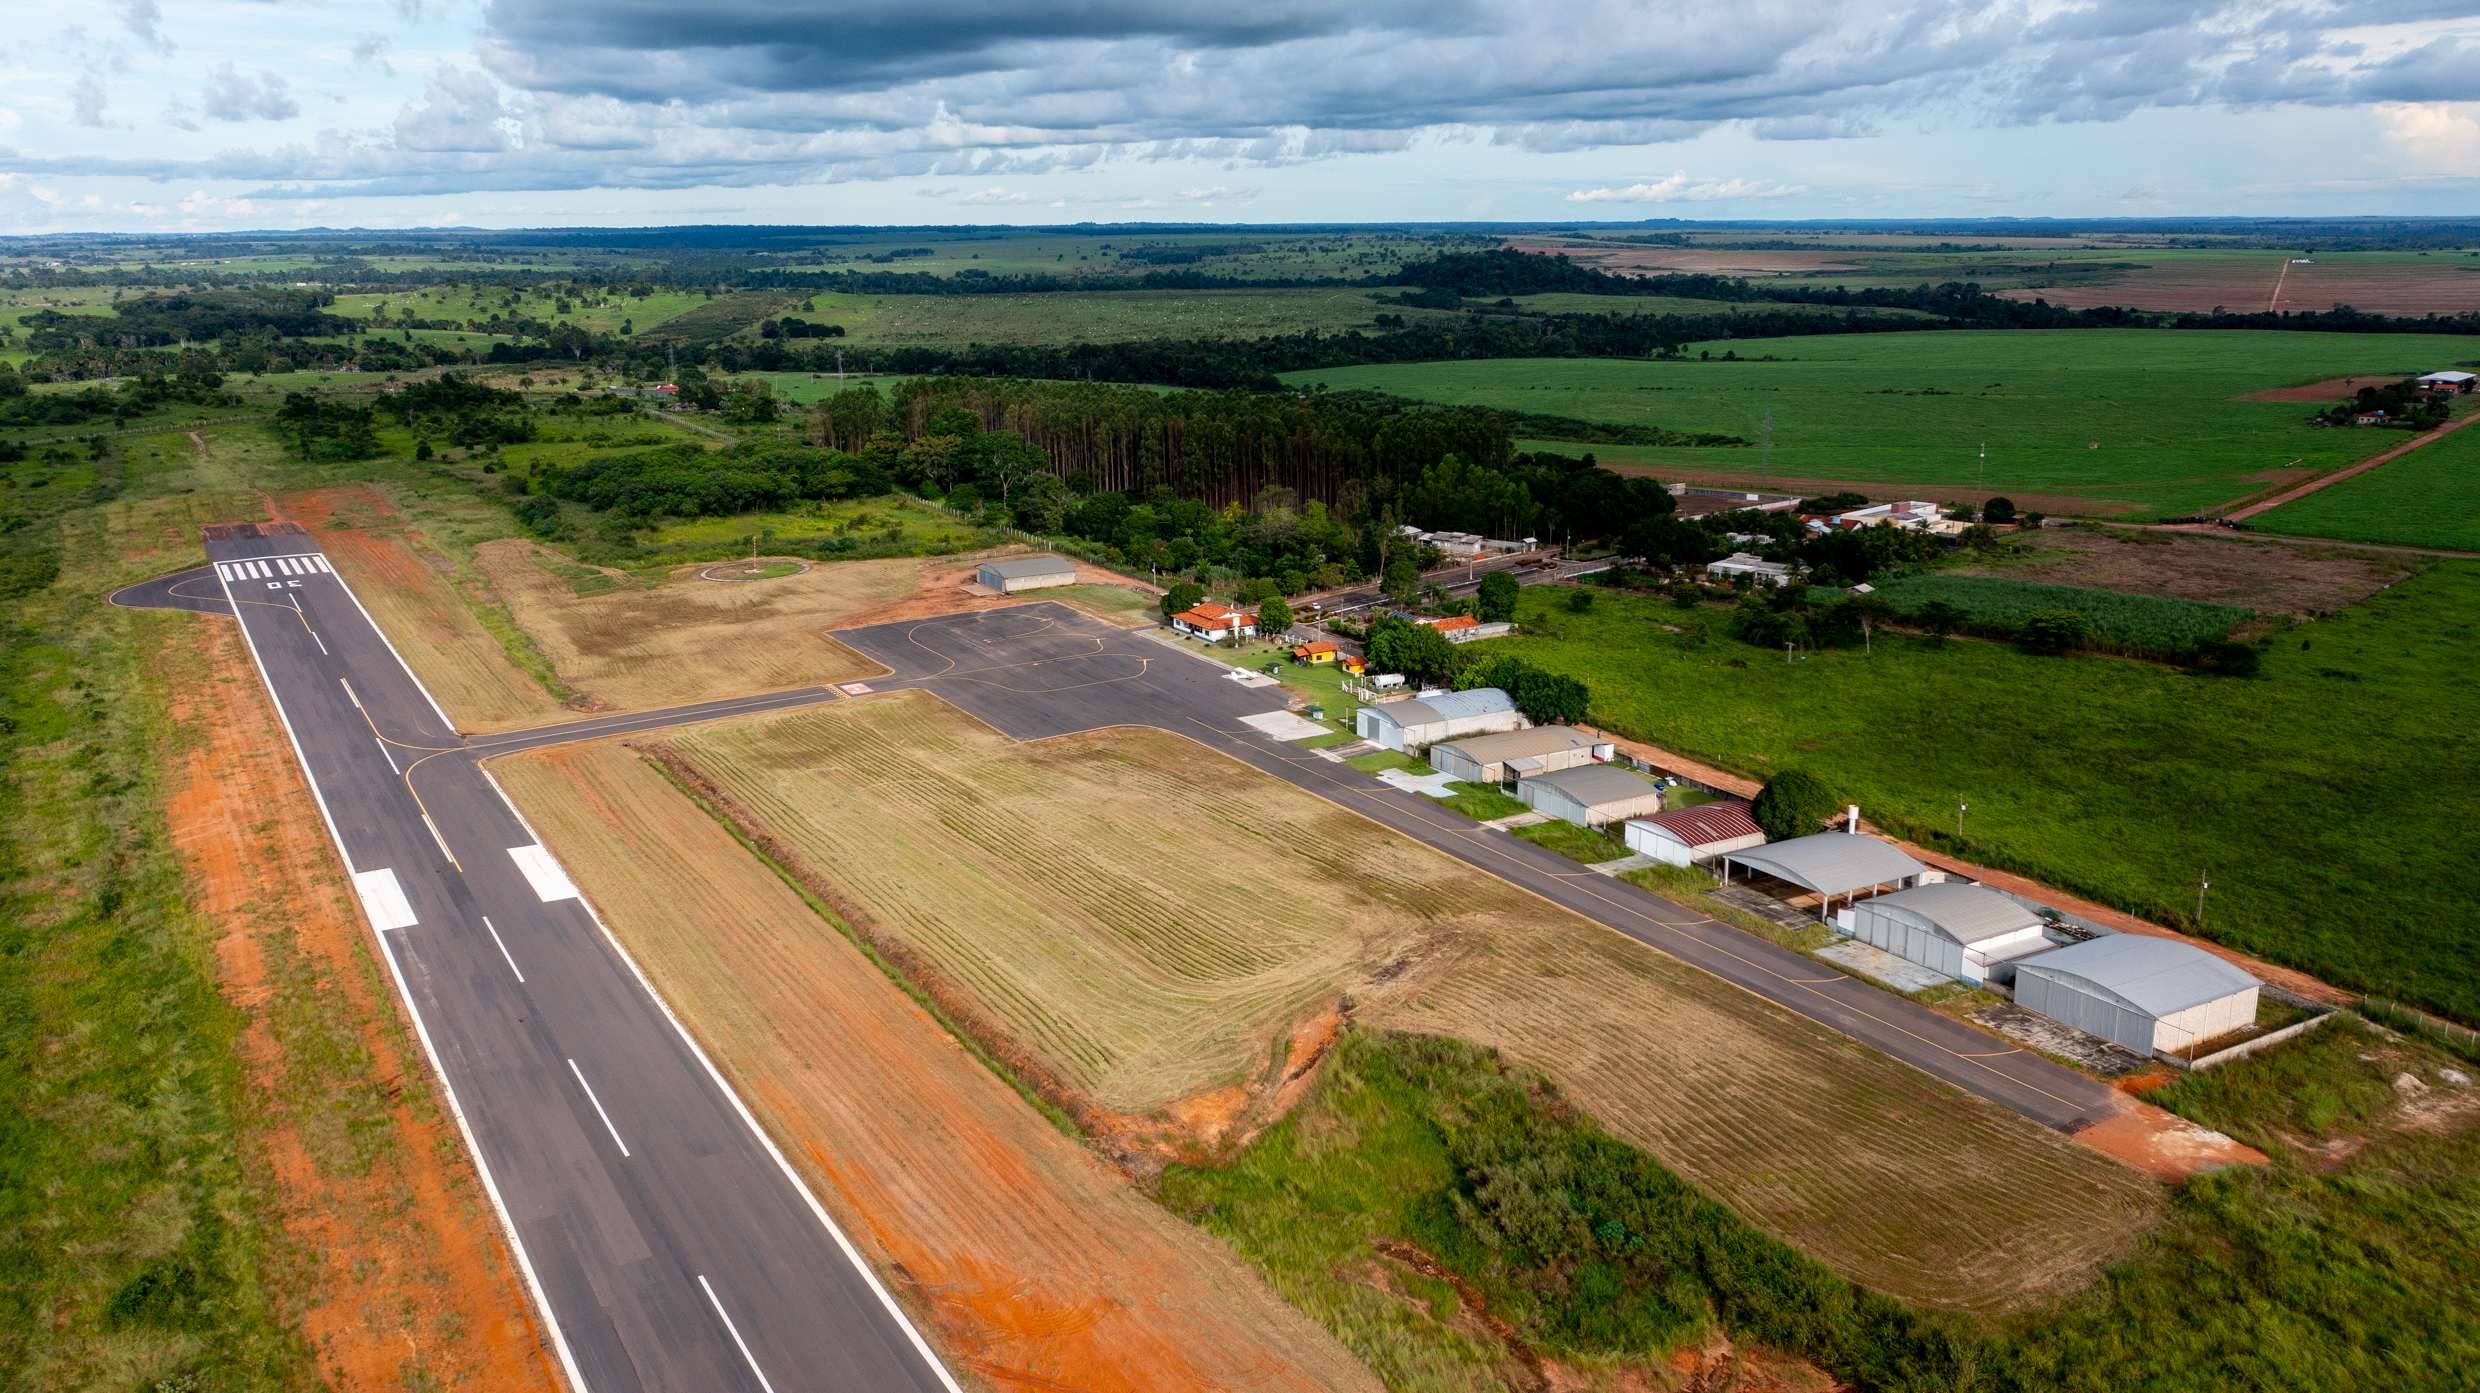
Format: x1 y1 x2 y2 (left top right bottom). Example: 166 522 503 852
4 0 2479 232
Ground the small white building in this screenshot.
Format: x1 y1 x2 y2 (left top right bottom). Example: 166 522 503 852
1842 882 2052 985
1355 688 1524 752
1623 800 1766 866
1705 552 1795 587
2418 370 2477 392
976 556 1076 592
2013 935 2261 1057
1429 726 1606 784
1515 764 1669 828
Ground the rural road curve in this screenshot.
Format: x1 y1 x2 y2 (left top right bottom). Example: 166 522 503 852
114 532 956 1393
835 605 2124 1134
2228 407 2480 522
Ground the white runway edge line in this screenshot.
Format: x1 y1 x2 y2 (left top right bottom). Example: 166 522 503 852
475 764 966 1393
211 556 593 1393
568 1058 631 1157
699 1275 780 1393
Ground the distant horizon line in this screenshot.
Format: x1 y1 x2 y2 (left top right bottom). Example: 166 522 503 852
7 212 2480 245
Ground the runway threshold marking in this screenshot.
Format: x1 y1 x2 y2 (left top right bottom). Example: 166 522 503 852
699 1275 781 1393
567 1058 630 1157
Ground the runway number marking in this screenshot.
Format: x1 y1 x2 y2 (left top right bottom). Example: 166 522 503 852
352 868 418 931
567 1058 630 1157
481 915 525 983
698 1275 779 1393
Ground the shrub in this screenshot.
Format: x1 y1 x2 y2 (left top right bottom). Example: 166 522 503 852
2194 640 2262 677
2017 609 2096 652
1160 581 1205 619
1751 769 1839 842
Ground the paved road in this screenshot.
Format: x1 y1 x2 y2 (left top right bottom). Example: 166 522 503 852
116 526 954 1393
836 605 2121 1133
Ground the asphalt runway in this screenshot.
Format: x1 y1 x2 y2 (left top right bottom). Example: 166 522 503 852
839 604 2123 1132
120 545 2116 1388
116 525 955 1393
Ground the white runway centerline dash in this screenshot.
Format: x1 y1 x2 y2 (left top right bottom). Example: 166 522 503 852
481 915 525 983
568 1058 629 1157
700 1275 780 1393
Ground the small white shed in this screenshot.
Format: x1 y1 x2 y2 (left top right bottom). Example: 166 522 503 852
1844 882 2050 984
2014 935 2260 1056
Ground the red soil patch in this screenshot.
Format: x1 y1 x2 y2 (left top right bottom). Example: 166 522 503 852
167 621 560 1392
2074 1097 2268 1184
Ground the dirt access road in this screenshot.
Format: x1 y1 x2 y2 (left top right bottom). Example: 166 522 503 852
832 604 2124 1134
2228 410 2480 522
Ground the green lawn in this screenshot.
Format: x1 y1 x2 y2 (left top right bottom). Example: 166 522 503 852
1346 750 1434 776
1436 781 1529 822
1280 329 2480 519
1512 817 1627 863
1493 575 2480 1022
2253 415 2480 552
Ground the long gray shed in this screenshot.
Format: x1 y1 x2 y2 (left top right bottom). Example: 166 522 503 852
2013 935 2260 1056
976 556 1077 592
1844 882 2049 984
1515 764 1668 827
1428 726 1604 784
1355 688 1524 752
1721 833 1926 919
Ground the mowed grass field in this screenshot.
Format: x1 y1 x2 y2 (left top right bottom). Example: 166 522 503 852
492 739 1382 1393
670 690 2163 1312
1282 329 2480 519
1496 567 2480 1021
814 287 1459 348
2254 415 2480 551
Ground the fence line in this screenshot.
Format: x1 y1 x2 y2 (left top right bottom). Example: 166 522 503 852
2363 996 2480 1060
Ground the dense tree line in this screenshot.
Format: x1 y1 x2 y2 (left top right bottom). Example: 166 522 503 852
541 439 892 521
0 363 238 429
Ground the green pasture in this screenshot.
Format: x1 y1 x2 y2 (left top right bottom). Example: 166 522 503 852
2253 417 2480 552
1286 329 2480 518
1493 569 2480 1022
823 287 1455 348
1861 573 2254 654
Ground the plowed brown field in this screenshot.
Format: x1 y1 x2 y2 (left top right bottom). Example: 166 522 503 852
276 486 565 730
491 739 1382 1393
170 619 559 1392
2002 256 2480 315
666 693 2164 1313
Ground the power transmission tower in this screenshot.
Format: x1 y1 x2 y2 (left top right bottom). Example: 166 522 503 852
1761 410 1771 487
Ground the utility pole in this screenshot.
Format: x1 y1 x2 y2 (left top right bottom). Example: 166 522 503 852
835 349 845 384
1977 443 1985 495
2196 871 2210 924
1956 799 1966 840
1761 410 1771 487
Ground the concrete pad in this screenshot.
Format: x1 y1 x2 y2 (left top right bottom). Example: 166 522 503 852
1238 710 1334 741
1376 769 1460 798
1816 940 1955 995
1482 811 1552 830
1590 852 1664 877
1970 1003 2155 1076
